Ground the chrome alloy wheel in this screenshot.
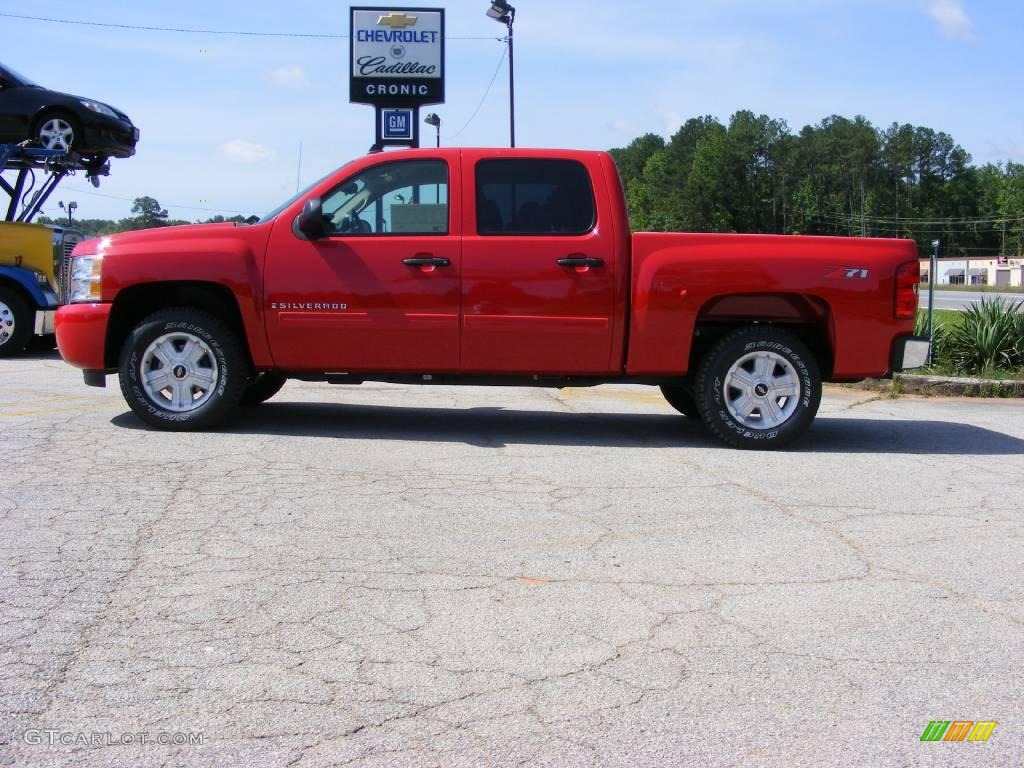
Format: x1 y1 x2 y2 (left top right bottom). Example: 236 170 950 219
140 332 220 412
722 350 801 430
38 118 75 152
0 300 14 346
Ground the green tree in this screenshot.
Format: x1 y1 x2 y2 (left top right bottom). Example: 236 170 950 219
129 196 169 229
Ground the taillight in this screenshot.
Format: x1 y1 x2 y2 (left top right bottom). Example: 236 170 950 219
895 261 919 319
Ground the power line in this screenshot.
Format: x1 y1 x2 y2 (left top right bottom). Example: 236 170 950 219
61 184 253 215
816 211 1024 225
452 47 507 139
0 12 496 40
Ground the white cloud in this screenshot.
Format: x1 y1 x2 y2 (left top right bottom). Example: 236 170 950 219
924 0 976 42
986 142 1024 162
269 65 307 88
607 119 640 135
660 110 684 136
218 140 275 164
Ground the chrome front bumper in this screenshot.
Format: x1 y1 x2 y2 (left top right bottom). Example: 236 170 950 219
893 335 931 371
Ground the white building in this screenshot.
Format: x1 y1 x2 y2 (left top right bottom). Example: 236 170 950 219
919 257 1024 288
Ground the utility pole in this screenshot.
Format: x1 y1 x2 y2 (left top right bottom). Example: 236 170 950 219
927 240 939 365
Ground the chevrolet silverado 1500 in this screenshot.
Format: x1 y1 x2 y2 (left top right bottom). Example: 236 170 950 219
55 148 928 448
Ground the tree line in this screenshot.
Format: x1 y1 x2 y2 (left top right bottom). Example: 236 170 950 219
609 111 1024 257
38 196 254 237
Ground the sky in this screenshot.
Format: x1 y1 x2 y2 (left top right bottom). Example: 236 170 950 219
1 0 1022 222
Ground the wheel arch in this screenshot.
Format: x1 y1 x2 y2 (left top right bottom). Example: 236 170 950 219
689 292 835 380
105 281 251 369
0 272 43 306
30 106 81 135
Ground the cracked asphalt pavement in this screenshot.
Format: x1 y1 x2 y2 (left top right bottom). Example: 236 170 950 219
2 351 1023 767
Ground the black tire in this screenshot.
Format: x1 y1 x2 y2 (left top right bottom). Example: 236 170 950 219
241 371 287 407
28 334 58 352
118 308 249 430
0 287 32 358
694 327 821 450
660 382 700 419
33 111 82 153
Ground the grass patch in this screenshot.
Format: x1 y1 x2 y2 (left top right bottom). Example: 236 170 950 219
933 285 1024 294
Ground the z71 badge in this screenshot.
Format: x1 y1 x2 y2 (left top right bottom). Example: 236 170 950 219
825 267 869 280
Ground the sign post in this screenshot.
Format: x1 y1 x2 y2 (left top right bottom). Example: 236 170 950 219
350 7 445 150
927 239 939 365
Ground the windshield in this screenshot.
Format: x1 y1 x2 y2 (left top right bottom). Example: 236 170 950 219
1 64 38 87
258 162 353 224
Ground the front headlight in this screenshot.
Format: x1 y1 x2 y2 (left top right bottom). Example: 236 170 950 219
69 255 103 303
80 100 119 119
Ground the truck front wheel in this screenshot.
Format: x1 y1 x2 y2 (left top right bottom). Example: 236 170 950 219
0 287 31 358
695 327 821 450
118 308 249 430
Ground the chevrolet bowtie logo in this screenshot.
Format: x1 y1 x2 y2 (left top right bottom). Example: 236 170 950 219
378 12 418 29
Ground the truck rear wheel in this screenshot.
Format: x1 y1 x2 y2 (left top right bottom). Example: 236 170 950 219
0 287 31 358
660 382 700 419
118 308 249 430
695 327 821 450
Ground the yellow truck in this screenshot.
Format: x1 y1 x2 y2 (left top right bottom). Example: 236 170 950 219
0 221 84 356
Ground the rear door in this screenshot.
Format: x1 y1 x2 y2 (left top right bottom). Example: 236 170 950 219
460 155 617 374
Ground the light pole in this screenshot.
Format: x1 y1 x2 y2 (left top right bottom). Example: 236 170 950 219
486 0 516 147
423 113 442 204
927 239 939 365
424 113 441 148
58 200 77 225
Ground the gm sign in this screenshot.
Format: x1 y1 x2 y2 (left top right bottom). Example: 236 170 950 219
381 109 414 141
350 7 445 107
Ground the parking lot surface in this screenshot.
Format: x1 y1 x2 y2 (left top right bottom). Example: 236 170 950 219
3 351 1022 767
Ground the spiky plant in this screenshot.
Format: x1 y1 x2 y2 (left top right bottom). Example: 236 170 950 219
946 298 1024 374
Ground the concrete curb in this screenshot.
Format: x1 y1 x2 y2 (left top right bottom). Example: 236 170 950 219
859 374 1024 397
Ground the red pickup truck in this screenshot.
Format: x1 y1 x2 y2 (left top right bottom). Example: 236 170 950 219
56 148 928 449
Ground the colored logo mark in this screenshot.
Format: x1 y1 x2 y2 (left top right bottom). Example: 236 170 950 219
378 13 418 29
920 721 997 742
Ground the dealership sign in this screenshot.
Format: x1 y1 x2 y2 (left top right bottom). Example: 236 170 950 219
350 7 445 107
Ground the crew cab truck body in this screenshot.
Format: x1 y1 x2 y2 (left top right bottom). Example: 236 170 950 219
0 221 83 355
55 148 928 449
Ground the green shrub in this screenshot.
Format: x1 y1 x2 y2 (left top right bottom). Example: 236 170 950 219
945 298 1024 375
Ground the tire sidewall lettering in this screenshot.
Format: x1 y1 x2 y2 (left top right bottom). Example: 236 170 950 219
119 309 246 430
699 328 822 449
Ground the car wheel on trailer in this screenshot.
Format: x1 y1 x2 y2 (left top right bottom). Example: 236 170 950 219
118 308 249 430
660 382 700 419
240 372 288 406
695 326 821 450
0 287 31 358
34 112 80 153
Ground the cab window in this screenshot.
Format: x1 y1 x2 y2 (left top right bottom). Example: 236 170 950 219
321 159 449 236
475 159 596 236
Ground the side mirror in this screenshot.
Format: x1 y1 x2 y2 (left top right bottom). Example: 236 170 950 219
296 197 327 240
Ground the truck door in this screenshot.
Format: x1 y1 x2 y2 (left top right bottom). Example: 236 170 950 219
460 156 617 374
263 157 461 372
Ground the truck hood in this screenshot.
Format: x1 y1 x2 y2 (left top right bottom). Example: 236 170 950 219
73 223 247 256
